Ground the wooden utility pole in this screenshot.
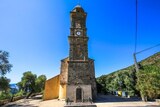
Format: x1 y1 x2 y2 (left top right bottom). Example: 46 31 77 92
133 53 139 72
134 0 139 72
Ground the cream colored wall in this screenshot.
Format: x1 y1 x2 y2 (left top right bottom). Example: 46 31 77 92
59 84 66 99
43 75 60 100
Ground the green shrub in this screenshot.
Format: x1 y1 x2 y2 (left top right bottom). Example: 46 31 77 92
0 92 12 100
14 90 24 97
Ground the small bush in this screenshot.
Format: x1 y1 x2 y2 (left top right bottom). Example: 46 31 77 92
0 92 12 100
14 90 24 97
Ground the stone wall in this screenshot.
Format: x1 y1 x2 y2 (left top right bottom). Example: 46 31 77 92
60 58 69 85
88 59 97 99
67 59 97 100
66 85 92 102
68 61 89 85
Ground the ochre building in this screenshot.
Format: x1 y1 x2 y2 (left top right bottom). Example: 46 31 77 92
43 5 97 102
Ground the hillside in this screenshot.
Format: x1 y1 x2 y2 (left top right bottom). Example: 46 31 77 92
104 52 160 76
97 52 160 97
140 52 160 66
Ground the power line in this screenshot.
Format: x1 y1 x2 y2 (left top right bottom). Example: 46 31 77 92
134 0 160 55
133 0 160 71
136 43 160 55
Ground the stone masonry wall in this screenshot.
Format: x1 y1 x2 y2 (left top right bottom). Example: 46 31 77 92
66 85 92 102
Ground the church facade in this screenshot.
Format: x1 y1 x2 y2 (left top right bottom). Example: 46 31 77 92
44 5 97 102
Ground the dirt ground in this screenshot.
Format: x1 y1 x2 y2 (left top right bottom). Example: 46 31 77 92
2 95 160 107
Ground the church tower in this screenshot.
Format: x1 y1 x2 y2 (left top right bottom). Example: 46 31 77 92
44 5 97 102
59 5 97 102
69 5 88 61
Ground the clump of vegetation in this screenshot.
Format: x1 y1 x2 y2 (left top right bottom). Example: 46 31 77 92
17 71 47 99
14 90 24 97
136 65 160 101
0 51 12 76
97 52 160 101
0 92 12 100
0 50 47 101
0 50 12 100
97 67 137 96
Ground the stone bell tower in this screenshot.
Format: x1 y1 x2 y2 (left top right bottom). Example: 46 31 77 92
67 5 97 102
69 5 88 61
43 5 97 102
59 5 97 102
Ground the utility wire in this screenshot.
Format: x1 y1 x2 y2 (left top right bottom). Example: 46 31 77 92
134 0 160 55
133 0 159 71
136 43 160 54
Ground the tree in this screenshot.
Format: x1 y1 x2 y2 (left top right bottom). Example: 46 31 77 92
17 81 23 91
20 71 37 98
17 71 47 98
96 68 138 96
136 65 160 101
0 77 10 93
0 50 12 76
0 50 12 93
124 70 138 96
96 75 108 94
35 75 46 92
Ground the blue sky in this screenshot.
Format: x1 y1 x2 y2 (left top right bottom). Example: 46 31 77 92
0 0 160 83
